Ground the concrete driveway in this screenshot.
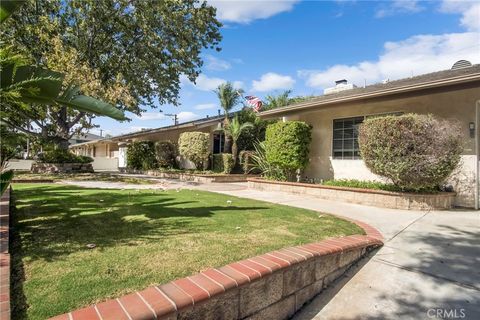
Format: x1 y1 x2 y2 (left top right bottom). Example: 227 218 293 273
201 183 480 320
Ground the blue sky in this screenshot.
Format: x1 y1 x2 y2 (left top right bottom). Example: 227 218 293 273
95 0 480 137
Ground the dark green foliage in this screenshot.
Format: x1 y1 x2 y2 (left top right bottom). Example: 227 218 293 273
238 150 256 174
127 141 157 170
0 170 14 195
322 179 440 193
178 132 210 170
213 153 234 174
236 108 275 151
37 149 93 164
264 121 312 180
251 142 286 181
155 141 177 168
358 114 463 190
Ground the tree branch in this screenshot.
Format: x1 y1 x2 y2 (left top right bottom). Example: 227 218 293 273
0 118 42 137
68 111 86 129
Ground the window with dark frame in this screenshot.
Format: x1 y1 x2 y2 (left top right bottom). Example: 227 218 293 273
332 112 403 160
332 116 364 160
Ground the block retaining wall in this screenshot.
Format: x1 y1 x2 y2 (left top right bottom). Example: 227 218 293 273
49 222 382 320
248 178 456 210
31 163 94 174
0 188 11 320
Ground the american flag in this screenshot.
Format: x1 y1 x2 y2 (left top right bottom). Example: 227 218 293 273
245 95 262 112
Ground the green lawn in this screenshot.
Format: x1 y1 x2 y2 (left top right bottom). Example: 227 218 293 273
13 172 158 184
11 184 363 319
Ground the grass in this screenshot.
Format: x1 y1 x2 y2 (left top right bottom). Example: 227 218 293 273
322 179 440 193
11 184 363 320
12 172 157 184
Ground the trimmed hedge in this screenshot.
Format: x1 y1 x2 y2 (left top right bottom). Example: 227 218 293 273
213 153 234 174
155 141 177 168
38 149 94 164
358 113 462 190
239 150 256 173
264 121 312 180
127 141 157 170
178 132 210 170
322 179 439 193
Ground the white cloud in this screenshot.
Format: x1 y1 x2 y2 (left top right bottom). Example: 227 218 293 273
233 80 244 89
205 55 231 71
375 0 424 18
135 112 166 121
194 103 217 110
177 111 201 123
252 72 295 92
209 0 299 24
440 0 480 31
184 74 226 91
299 31 480 89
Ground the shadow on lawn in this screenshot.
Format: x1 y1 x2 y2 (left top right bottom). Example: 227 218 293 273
12 185 268 262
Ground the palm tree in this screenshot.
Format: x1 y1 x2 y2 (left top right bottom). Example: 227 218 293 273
223 116 253 166
264 90 291 110
215 82 244 152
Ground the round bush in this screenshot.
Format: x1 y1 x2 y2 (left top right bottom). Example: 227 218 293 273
358 114 462 190
155 141 177 168
178 132 210 170
264 121 312 180
127 141 157 170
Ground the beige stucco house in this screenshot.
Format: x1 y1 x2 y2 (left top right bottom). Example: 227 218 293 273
70 64 480 208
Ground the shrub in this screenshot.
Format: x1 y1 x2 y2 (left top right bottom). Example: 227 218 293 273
155 141 177 168
127 141 157 170
239 150 256 173
264 121 312 180
37 149 93 164
322 179 439 193
358 113 463 190
236 108 276 151
178 132 210 170
251 142 286 181
213 153 234 174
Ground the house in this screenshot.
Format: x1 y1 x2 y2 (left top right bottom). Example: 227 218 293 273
70 64 480 208
69 132 103 145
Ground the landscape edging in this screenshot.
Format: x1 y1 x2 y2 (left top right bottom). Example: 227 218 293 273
248 178 456 210
48 220 383 320
0 188 11 320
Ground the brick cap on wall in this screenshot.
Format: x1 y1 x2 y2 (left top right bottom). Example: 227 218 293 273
49 218 383 320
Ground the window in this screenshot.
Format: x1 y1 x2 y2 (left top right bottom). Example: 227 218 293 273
213 133 225 154
332 116 364 159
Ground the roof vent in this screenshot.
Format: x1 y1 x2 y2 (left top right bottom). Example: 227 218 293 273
451 60 472 70
324 79 357 95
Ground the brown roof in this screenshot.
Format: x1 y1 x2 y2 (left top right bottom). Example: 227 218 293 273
260 64 480 116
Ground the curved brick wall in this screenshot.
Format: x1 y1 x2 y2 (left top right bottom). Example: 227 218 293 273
49 221 382 320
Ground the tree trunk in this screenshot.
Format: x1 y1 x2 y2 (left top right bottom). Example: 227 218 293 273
223 117 232 153
231 141 238 166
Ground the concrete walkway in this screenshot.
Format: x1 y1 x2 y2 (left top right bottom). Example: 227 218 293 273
60 179 480 319
199 183 480 320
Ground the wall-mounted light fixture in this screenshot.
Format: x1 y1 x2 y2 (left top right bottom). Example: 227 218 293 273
469 122 475 138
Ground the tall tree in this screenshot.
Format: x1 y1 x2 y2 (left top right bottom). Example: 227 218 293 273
214 82 243 153
223 116 253 166
2 0 222 148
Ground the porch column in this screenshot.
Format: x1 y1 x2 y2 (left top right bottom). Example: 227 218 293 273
118 142 128 169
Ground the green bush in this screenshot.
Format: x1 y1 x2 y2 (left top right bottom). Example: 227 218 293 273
127 141 157 170
251 141 286 181
236 108 276 151
264 121 312 180
239 150 256 173
322 179 439 193
178 132 210 170
213 153 234 174
155 141 177 168
37 149 93 164
358 113 463 190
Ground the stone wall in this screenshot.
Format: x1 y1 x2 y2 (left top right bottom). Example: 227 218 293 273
248 178 456 210
31 163 94 173
0 188 11 320
48 223 383 320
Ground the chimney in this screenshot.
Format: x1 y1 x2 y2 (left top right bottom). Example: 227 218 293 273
324 79 357 95
218 109 221 116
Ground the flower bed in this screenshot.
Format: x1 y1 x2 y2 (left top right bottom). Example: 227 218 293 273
125 168 256 183
248 178 456 210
